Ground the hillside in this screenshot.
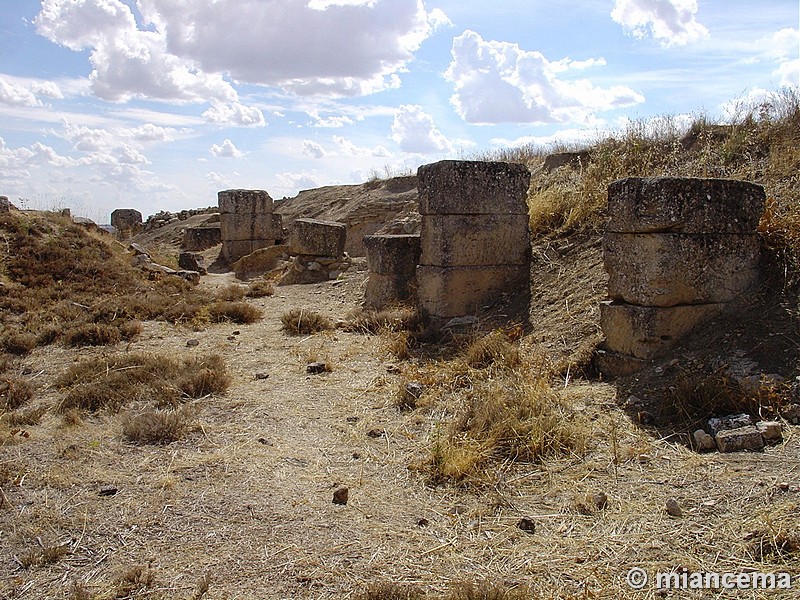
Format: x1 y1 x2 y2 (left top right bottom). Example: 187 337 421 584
1 90 799 599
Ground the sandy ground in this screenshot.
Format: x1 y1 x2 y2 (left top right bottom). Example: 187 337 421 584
1 254 799 600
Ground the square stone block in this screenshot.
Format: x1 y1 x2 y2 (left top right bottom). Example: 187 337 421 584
220 212 282 241
600 301 724 359
604 233 761 307
218 189 273 215
222 239 278 263
420 214 530 267
417 160 531 215
607 177 765 234
364 272 417 310
291 218 346 257
363 234 421 275
715 426 765 453
592 348 650 378
183 225 221 251
417 264 529 319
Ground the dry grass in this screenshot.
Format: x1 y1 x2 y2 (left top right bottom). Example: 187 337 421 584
0 376 34 410
55 352 230 413
344 305 421 334
281 308 335 335
247 278 275 298
19 544 69 569
356 581 531 599
121 405 197 445
208 301 263 324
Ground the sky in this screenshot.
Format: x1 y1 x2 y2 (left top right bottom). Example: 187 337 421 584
0 0 797 222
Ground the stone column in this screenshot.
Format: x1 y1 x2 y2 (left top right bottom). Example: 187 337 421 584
218 189 282 263
416 160 531 326
597 177 765 376
111 208 143 240
363 234 421 310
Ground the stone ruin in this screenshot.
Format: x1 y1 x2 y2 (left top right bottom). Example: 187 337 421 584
219 189 284 263
278 218 351 285
415 160 532 326
363 234 421 310
110 208 143 239
596 176 766 377
184 225 222 251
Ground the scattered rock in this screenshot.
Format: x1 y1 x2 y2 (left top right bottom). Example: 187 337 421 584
306 362 328 374
517 517 536 533
777 482 790 492
693 429 716 451
254 372 270 380
781 404 800 425
332 486 349 505
98 486 118 497
178 251 207 275
367 428 385 438
708 414 753 436
257 437 273 446
637 410 656 425
128 242 150 258
666 498 682 517
186 339 200 347
346 416 360 423
442 316 479 331
416 518 429 527
404 382 425 399
592 492 609 510
756 421 783 444
715 426 765 453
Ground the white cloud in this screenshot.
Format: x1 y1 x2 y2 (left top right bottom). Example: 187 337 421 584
273 171 326 196
391 105 453 154
206 171 234 191
758 28 800 88
0 76 63 107
332 135 390 157
611 0 709 47
775 59 799 89
445 30 644 125
35 0 238 103
310 112 355 128
135 0 443 97
210 139 243 158
203 101 266 127
302 140 328 159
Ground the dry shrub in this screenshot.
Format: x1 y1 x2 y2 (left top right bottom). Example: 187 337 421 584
20 544 68 569
1 376 34 410
464 330 521 370
247 279 275 298
159 301 206 324
423 366 586 485
281 308 334 335
215 283 248 302
63 323 122 347
447 582 530 600
356 583 426 600
2 332 37 356
122 405 196 445
114 565 156 598
208 301 262 324
3 405 47 427
56 352 230 414
344 306 420 334
384 330 414 361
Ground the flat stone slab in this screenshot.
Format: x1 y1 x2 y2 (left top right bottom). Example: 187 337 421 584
715 426 765 453
607 177 765 234
601 301 724 359
218 189 273 215
290 218 346 258
604 232 761 307
417 160 531 215
419 214 530 267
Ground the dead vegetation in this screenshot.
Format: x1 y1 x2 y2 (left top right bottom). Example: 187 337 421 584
281 308 335 335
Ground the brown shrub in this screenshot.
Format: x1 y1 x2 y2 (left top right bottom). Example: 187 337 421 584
122 405 196 445
214 283 248 302
281 308 334 335
0 376 34 410
63 323 122 347
247 279 275 298
20 544 69 569
2 332 37 355
208 301 262 324
464 330 521 370
3 405 47 427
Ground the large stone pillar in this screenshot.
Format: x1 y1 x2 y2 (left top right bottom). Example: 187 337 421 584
363 234 421 310
597 177 765 376
218 189 282 263
111 208 143 240
416 160 531 326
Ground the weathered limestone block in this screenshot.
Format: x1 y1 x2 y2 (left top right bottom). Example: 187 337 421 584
593 348 651 378
0 196 9 212
715 426 765 453
420 214 530 267
184 225 222 251
600 301 725 359
232 244 290 280
417 265 529 319
604 233 761 307
417 160 531 215
364 234 421 309
364 234 421 275
111 208 143 239
218 189 273 215
607 177 765 234
222 239 275 263
220 212 283 242
178 251 206 275
290 218 346 258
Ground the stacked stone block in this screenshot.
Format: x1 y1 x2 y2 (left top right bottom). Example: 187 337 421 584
218 189 283 263
279 218 351 284
363 234 421 310
416 160 532 325
184 225 222 251
110 208 143 240
598 177 765 376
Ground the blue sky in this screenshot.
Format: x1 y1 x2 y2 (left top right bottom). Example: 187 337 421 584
0 0 797 222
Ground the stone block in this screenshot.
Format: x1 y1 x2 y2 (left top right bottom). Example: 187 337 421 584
419 214 530 267
290 218 346 257
708 413 753 435
600 301 724 359
604 232 761 307
363 234 421 275
0 196 9 212
607 177 765 234
756 421 783 443
218 189 273 215
111 208 143 238
178 251 206 275
364 272 417 310
592 348 650 378
417 160 531 215
715 426 765 453
222 239 276 263
232 244 290 280
416 264 529 319
220 212 282 242
184 225 221 251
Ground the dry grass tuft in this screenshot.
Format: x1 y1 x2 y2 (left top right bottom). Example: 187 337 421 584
19 544 69 569
63 323 122 347
208 301 263 324
355 583 426 600
114 564 156 598
247 278 275 298
1 376 34 410
1 332 38 356
56 352 230 414
281 308 334 335
3 404 47 427
214 283 248 302
464 330 522 370
344 305 420 334
122 405 197 445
